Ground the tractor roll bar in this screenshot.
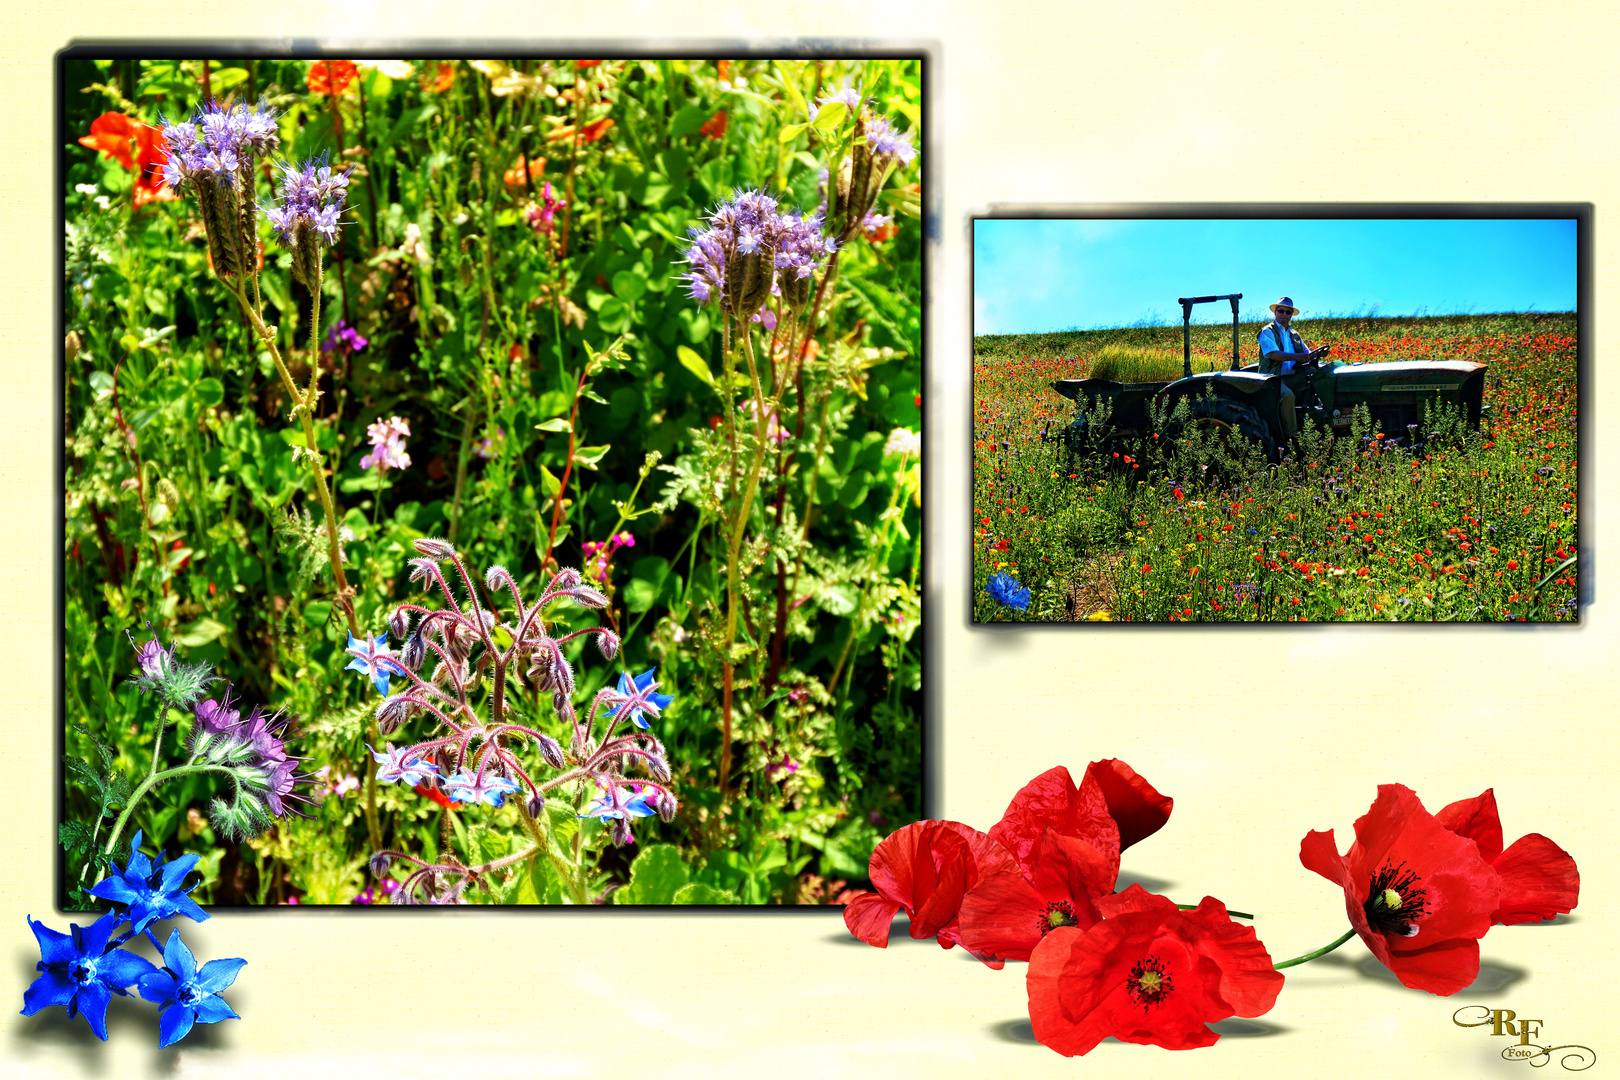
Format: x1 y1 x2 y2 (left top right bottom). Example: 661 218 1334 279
1176 293 1243 378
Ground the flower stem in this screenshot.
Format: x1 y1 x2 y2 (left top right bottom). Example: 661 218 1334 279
1174 903 1254 920
1273 927 1358 969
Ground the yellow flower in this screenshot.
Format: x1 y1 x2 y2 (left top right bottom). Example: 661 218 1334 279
1085 610 1111 622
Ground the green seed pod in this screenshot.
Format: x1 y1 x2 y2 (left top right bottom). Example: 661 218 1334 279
725 242 775 317
197 179 241 279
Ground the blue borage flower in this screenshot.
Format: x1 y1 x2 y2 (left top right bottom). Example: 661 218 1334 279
21 911 156 1041
345 631 405 696
603 668 675 731
137 930 245 1049
986 571 1031 611
579 786 658 821
86 830 208 935
443 769 520 807
368 743 438 787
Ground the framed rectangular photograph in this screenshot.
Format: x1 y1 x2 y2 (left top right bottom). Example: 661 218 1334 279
972 210 1584 624
60 54 923 907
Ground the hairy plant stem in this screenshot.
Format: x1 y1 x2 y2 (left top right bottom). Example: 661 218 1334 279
1272 927 1358 969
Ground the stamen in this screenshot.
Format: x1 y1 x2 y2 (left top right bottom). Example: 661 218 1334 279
1125 954 1174 1009
1035 900 1078 937
1365 861 1428 937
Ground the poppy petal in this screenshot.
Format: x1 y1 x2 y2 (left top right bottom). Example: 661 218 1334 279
1491 832 1578 924
1084 758 1173 851
1434 789 1505 861
841 890 902 947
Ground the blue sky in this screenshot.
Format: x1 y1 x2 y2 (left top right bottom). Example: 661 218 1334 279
973 218 1578 334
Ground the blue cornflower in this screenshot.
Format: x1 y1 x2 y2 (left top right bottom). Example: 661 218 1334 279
986 571 1031 611
137 930 244 1049
443 770 521 807
86 830 208 935
368 743 437 787
603 668 674 730
345 631 404 696
22 911 156 1041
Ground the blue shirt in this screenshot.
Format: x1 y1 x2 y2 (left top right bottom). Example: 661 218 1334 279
1257 321 1304 373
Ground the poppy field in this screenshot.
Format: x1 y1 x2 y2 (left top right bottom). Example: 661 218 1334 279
61 56 922 906
973 312 1579 622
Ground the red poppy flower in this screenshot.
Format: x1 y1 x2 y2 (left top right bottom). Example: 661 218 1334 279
842 819 1018 950
425 63 456 94
698 109 728 139
1300 784 1501 995
958 761 1172 965
1026 886 1284 1055
414 781 456 810
579 117 615 143
131 124 176 208
307 60 359 96
1434 788 1578 925
79 112 140 170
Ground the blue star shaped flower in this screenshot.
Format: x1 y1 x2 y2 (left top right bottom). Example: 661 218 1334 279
368 744 438 786
985 571 1031 611
603 668 675 731
443 770 521 807
22 911 156 1040
345 631 404 696
86 830 209 935
579 786 658 821
137 930 245 1048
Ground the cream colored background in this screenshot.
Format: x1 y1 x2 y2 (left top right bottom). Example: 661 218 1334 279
6 3 1616 1077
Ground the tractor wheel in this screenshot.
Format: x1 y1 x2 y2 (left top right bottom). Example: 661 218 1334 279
1165 396 1278 464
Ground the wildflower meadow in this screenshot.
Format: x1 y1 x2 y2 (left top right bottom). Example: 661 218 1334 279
61 56 922 906
973 312 1578 622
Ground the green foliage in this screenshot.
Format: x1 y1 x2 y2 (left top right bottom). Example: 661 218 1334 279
63 56 921 905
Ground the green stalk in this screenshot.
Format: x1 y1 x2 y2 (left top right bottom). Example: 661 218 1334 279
1273 927 1358 969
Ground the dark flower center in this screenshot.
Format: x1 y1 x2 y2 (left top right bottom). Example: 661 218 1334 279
70 958 97 986
177 985 202 1007
1036 900 1078 937
1125 954 1174 1010
1364 861 1428 937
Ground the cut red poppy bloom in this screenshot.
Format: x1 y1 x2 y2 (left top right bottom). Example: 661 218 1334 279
1434 788 1578 925
958 761 1172 965
1026 886 1284 1055
307 60 359 96
1300 784 1501 995
842 819 1018 950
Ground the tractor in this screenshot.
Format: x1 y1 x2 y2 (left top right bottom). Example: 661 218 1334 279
1043 293 1488 462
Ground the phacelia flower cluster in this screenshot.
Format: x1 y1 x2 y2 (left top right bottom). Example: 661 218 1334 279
682 188 835 319
189 690 314 839
267 155 351 286
159 101 280 279
360 539 679 904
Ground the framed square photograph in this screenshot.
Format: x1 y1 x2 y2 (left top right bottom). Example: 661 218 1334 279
972 210 1584 624
59 53 923 908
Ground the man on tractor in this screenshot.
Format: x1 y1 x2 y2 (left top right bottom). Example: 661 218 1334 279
1257 296 1330 439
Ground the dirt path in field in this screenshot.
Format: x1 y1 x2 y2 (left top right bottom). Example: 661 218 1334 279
1062 553 1121 621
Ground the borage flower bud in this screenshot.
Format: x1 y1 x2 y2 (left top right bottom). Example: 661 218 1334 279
536 734 566 770
645 755 671 785
373 695 412 736
610 819 636 847
553 567 583 591
369 852 392 878
597 630 620 660
401 632 427 672
387 607 411 640
414 537 456 560
656 791 678 823
526 792 547 818
571 585 609 609
484 565 509 593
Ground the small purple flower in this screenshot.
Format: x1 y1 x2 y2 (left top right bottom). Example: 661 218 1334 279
808 80 862 120
443 769 521 807
527 181 567 236
368 743 438 786
136 930 244 1049
266 154 349 250
475 425 505 459
863 114 916 167
324 320 368 354
602 668 674 731
359 416 412 473
346 631 404 695
22 911 157 1041
86 830 209 935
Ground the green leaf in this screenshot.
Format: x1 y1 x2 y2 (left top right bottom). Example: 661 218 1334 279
669 103 711 138
597 296 631 333
538 465 562 499
677 345 714 387
672 882 738 905
774 61 810 116
176 617 226 647
211 67 249 91
534 417 572 433
611 269 647 303
572 445 610 470
777 122 808 144
810 101 847 132
615 843 689 904
192 377 224 409
512 854 548 904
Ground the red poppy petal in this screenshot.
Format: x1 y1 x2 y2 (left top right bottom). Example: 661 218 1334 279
1382 935 1482 996
1027 926 1111 1057
990 766 1119 874
1351 789 1498 945
910 832 972 938
1298 827 1347 885
1491 832 1578 924
1181 896 1286 1018
1084 758 1173 851
842 890 902 947
867 820 931 906
958 866 1055 962
1028 828 1117 904
1095 881 1176 919
1434 789 1505 861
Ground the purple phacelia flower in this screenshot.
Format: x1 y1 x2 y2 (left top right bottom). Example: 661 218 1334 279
862 114 916 168
359 416 411 473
